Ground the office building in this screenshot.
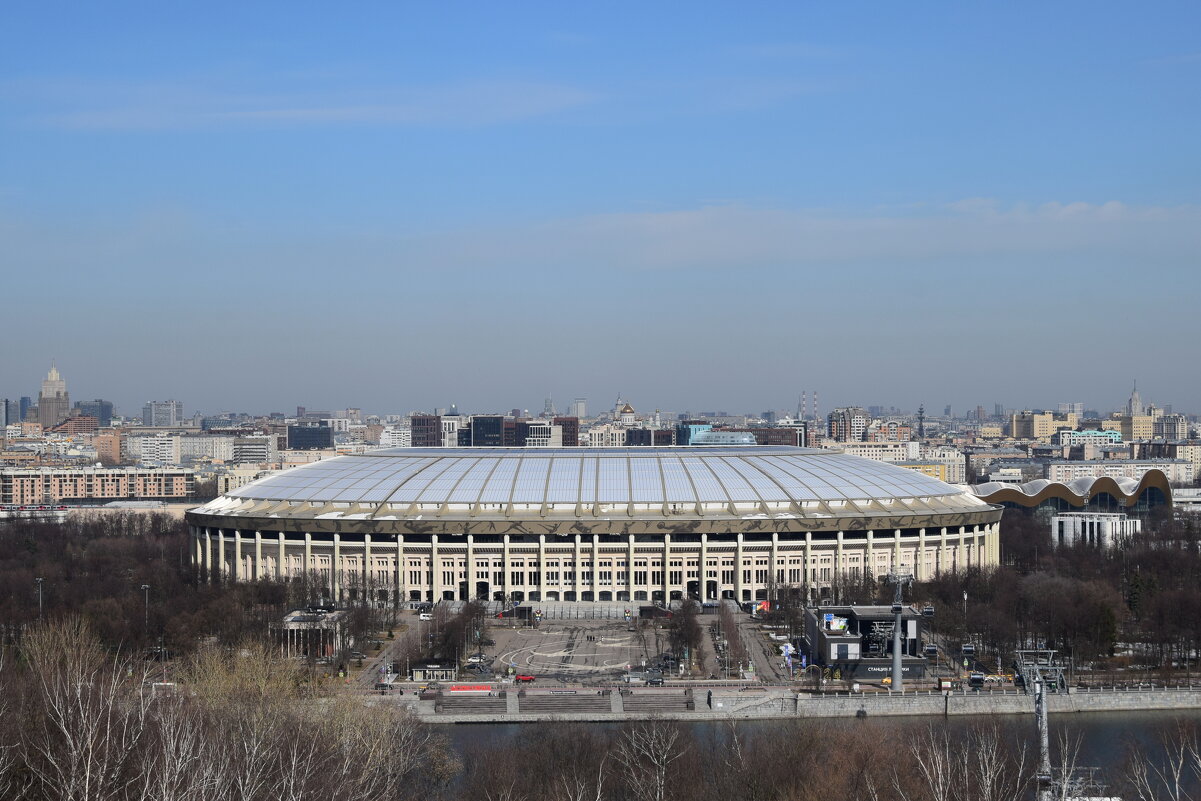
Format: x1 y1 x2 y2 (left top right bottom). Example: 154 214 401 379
827 408 871 443
75 399 115 427
37 366 70 428
410 415 442 448
142 400 185 428
287 423 333 450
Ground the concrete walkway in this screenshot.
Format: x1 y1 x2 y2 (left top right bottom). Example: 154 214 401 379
392 684 1201 725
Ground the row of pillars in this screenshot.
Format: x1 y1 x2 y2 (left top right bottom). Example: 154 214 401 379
192 523 999 600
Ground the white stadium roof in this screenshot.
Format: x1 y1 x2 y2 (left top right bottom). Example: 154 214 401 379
190 447 993 525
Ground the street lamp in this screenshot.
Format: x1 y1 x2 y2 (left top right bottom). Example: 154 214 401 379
141 584 151 632
35 577 44 622
963 590 969 635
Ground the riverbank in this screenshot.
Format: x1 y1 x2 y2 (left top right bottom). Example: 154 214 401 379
386 684 1201 724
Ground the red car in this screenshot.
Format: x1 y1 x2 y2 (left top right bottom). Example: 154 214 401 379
515 674 535 683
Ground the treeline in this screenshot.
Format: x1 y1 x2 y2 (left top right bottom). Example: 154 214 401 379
0 513 293 652
917 509 1201 669
753 508 1201 670
5 618 1201 800
0 618 457 801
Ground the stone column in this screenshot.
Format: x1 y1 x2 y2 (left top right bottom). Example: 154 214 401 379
699 533 709 600
254 530 263 580
332 533 342 600
770 532 779 590
396 536 405 602
893 528 902 574
811 531 819 590
957 526 967 572
865 530 874 579
431 535 440 602
204 528 213 583
232 530 242 582
939 527 948 575
573 535 582 599
628 534 636 600
735 534 744 600
663 534 672 600
304 532 312 580
217 530 226 583
466 535 475 602
537 535 548 601
502 534 511 601
364 534 373 603
917 528 927 581
277 532 285 581
591 535 601 598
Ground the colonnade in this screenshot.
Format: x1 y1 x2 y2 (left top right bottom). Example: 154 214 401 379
191 521 1001 604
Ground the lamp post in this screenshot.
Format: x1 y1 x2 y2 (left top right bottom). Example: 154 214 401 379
962 590 968 640
35 577 44 622
141 584 151 633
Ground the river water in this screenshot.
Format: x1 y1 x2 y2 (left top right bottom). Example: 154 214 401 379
445 709 1201 775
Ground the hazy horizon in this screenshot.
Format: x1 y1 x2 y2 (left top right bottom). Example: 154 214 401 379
4 4 1198 417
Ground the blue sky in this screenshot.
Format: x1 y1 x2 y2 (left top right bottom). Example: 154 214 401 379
2 3 1199 416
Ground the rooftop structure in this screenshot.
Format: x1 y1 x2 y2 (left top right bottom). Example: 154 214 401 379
972 472 1172 512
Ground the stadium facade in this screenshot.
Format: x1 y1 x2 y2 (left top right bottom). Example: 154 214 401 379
186 447 1002 604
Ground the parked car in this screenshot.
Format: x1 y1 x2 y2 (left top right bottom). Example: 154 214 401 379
647 676 665 686
466 653 489 664
369 682 403 696
419 613 434 621
515 674 536 683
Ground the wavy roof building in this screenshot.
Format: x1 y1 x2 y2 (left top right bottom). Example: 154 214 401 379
971 470 1172 511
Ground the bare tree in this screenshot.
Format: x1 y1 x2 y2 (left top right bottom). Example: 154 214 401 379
616 720 687 801
20 618 152 801
1127 721 1201 801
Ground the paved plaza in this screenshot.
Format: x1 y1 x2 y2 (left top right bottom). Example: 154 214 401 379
489 617 677 684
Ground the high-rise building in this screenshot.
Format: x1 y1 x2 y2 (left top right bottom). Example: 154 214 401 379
37 366 70 428
410 415 442 447
570 398 587 419
1126 383 1146 416
467 415 505 446
553 416 580 447
75 399 115 427
287 422 333 450
1058 402 1084 416
143 400 185 427
827 407 871 443
1 399 17 428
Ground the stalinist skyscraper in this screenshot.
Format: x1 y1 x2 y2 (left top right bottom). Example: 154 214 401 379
37 365 69 427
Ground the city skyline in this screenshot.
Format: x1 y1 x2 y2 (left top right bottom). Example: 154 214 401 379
2 361 1189 421
4 4 1199 415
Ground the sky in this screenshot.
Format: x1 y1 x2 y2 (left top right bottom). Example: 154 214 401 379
2 3 1199 418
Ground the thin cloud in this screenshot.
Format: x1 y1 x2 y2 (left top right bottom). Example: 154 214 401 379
400 200 1201 272
725 42 846 61
4 77 597 131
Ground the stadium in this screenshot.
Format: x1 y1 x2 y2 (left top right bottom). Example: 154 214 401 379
186 446 1002 604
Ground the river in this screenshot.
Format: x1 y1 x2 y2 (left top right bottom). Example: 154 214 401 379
445 709 1201 775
